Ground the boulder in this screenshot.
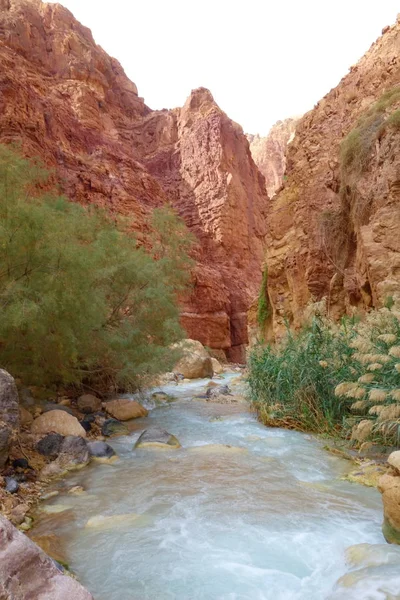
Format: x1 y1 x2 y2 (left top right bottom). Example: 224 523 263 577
0 515 94 599
0 369 19 429
58 436 90 467
134 427 181 449
173 339 214 379
77 394 102 414
378 471 400 544
211 358 224 374
36 433 64 458
102 418 129 437
104 399 148 421
42 404 75 416
0 424 11 469
31 410 86 438
87 441 116 460
388 450 400 474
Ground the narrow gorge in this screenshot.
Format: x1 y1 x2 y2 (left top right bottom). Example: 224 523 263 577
1 1 400 599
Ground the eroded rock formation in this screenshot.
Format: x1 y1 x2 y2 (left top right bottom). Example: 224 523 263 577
262 18 400 338
0 0 268 360
248 118 299 198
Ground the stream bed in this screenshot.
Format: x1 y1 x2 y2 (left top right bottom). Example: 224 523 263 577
38 374 400 599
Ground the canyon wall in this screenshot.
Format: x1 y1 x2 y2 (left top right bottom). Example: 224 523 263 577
0 0 269 361
262 18 400 338
248 118 298 198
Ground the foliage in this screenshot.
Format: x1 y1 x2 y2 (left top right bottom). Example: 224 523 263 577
257 268 271 331
249 297 400 444
0 144 194 391
248 313 356 433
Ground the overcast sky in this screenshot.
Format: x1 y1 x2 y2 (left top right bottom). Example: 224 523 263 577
46 1 398 135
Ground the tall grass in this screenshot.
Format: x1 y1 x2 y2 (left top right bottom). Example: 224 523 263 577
248 316 356 433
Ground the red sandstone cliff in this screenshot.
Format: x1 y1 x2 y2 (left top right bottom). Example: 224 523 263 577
0 0 269 360
262 17 400 338
248 118 299 198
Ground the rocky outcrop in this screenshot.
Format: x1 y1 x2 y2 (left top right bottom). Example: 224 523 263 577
0 515 94 599
0 0 268 361
261 17 400 338
248 118 299 198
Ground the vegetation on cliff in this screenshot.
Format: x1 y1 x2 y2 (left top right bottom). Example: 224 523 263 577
249 301 400 444
0 145 193 391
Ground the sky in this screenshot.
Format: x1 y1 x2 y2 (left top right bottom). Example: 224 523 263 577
46 0 399 135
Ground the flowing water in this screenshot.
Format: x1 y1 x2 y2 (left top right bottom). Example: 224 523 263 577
39 374 400 599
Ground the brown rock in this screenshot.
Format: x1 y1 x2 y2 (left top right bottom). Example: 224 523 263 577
77 394 102 414
28 533 68 565
211 358 223 374
9 503 29 526
248 118 300 198
0 424 12 469
0 515 94 599
173 339 214 379
105 399 148 421
378 471 400 544
31 410 86 438
20 406 33 427
388 450 400 474
0 369 19 430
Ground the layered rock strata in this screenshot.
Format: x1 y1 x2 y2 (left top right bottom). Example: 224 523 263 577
261 18 400 338
0 0 268 360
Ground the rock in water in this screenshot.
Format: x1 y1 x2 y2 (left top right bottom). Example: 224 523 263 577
379 451 400 544
58 436 90 467
173 339 213 379
104 399 148 421
102 419 129 437
31 410 87 438
77 394 102 414
210 358 224 374
87 441 116 460
134 427 181 449
0 515 94 599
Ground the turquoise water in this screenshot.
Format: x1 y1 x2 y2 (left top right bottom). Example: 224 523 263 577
40 375 400 599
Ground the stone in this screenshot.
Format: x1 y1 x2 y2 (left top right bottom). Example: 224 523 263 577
388 450 400 473
104 399 148 421
210 358 223 374
31 410 87 438
77 394 102 414
80 419 92 432
134 427 181 449
102 418 129 437
43 404 75 416
87 441 116 460
173 339 214 379
206 384 231 399
20 406 33 427
0 515 94 599
0 424 11 469
5 477 19 494
378 472 400 544
10 504 29 526
58 436 90 467
0 369 19 430
36 433 64 458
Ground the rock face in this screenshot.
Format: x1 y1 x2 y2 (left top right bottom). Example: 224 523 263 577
248 118 299 198
261 18 400 338
0 0 268 361
173 339 213 379
0 369 19 469
0 515 94 599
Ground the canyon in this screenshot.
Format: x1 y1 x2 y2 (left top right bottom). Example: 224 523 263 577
0 0 269 363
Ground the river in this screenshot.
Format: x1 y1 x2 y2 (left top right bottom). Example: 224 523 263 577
38 374 400 599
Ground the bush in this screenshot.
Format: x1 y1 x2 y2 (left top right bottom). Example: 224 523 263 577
0 145 194 390
248 314 356 433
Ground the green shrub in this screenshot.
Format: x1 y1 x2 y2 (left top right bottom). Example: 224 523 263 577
0 145 194 390
248 316 356 433
257 268 271 331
